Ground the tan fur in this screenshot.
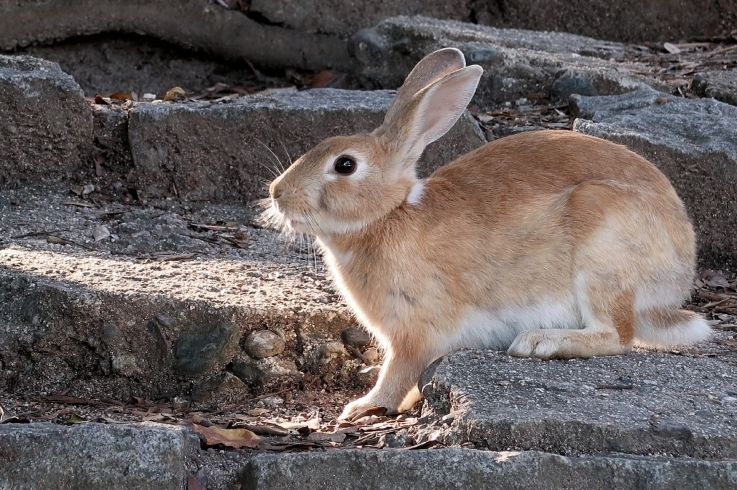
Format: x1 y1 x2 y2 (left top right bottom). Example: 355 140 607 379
266 49 709 420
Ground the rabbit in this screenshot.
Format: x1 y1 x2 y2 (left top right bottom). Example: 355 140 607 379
265 47 711 421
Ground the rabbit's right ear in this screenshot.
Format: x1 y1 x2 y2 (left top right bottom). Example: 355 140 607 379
375 48 467 137
378 64 483 167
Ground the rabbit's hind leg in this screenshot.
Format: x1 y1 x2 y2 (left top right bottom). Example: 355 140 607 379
507 280 635 359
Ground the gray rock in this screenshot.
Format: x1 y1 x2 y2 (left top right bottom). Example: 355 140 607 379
231 354 301 387
340 326 372 348
570 87 737 268
192 371 248 403
174 323 240 376
551 76 598 98
0 422 198 490
236 1 733 45
350 16 667 109
243 330 285 359
418 349 737 458
128 89 486 201
692 70 737 107
0 55 92 187
241 449 737 490
0 0 350 71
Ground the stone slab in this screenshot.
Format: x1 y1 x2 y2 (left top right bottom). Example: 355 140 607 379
570 87 737 269
0 0 350 71
128 88 486 202
0 55 92 186
0 185 354 398
350 16 669 109
241 448 737 490
418 348 737 459
0 422 198 490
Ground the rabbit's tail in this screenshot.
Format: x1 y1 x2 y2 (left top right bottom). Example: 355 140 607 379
634 308 711 348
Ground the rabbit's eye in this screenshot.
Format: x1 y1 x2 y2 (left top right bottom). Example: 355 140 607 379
333 156 357 175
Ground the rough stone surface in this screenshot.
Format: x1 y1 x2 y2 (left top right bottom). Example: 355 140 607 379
243 330 286 359
570 87 737 269
0 184 355 398
419 348 737 458
127 89 486 201
0 422 198 490
241 449 737 490
0 0 350 71
0 55 92 186
350 16 669 109
248 0 737 43
175 323 241 376
692 70 737 107
232 353 302 387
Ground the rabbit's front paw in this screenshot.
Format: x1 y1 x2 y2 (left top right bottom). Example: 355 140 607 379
339 395 395 421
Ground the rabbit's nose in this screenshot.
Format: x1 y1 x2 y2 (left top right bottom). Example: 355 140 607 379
270 180 284 199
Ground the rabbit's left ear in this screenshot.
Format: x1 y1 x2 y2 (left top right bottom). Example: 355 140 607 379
380 64 483 165
376 48 468 138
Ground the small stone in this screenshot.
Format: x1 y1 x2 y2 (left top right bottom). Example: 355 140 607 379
111 354 143 376
192 372 247 403
175 323 240 376
258 396 284 408
340 326 372 348
723 396 737 403
244 330 285 359
362 347 380 364
142 93 157 101
231 354 301 385
318 342 348 362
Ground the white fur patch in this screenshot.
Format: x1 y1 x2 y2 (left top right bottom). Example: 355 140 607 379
443 299 580 354
406 181 425 206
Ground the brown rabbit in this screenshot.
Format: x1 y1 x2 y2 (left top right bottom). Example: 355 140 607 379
265 48 710 420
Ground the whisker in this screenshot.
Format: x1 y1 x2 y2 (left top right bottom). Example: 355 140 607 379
254 138 286 175
279 141 293 167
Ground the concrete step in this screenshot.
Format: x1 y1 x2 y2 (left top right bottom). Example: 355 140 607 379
241 448 737 490
0 422 199 490
0 184 356 400
418 346 737 459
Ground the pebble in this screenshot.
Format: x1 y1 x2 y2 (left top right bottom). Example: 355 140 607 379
362 347 380 364
174 323 240 376
340 326 372 348
258 396 284 408
244 330 285 359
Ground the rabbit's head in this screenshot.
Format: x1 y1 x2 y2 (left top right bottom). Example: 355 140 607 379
267 48 482 238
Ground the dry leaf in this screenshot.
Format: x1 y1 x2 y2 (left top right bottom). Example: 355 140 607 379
164 87 187 102
233 423 290 436
248 408 269 417
193 424 260 448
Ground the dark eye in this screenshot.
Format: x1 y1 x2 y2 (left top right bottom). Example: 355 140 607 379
333 156 357 175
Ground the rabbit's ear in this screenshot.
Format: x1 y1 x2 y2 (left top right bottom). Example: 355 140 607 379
376 48 467 137
380 64 483 165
